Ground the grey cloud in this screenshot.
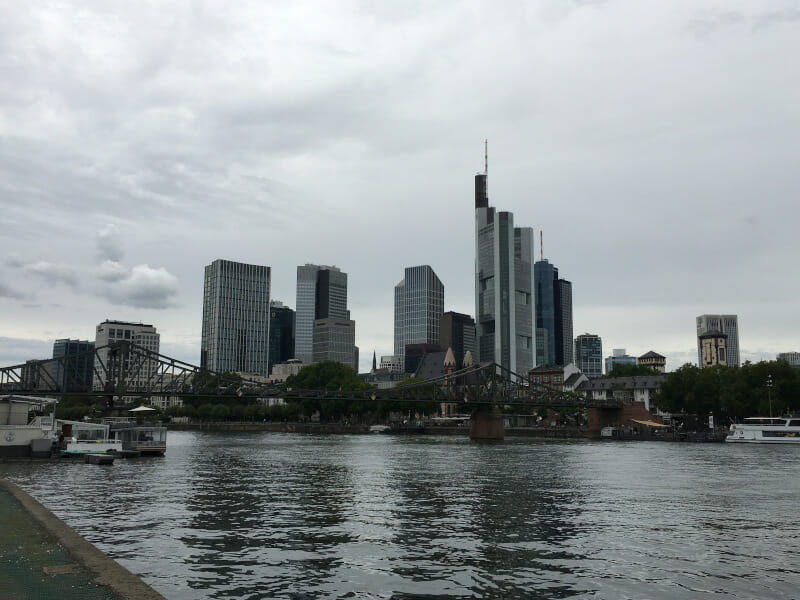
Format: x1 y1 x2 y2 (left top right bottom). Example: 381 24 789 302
0 281 26 300
96 224 124 262
753 8 800 31
9 260 79 288
94 260 129 282
0 337 53 365
100 264 180 309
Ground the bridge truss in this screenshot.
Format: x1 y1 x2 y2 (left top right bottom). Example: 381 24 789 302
0 342 619 409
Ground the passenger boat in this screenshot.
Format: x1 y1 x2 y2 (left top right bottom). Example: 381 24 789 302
725 417 800 444
105 418 167 455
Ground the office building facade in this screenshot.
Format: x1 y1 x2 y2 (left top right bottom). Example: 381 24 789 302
295 264 348 365
312 318 357 371
474 168 536 374
439 311 476 369
778 352 800 367
394 265 444 364
201 259 271 376
94 320 160 391
52 339 95 393
604 348 637 375
269 301 295 375
696 315 739 367
574 333 602 378
535 259 573 366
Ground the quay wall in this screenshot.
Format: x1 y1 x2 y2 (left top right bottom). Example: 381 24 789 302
0 478 167 600
168 421 589 438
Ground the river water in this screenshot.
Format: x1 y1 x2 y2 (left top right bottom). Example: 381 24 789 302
1 432 799 599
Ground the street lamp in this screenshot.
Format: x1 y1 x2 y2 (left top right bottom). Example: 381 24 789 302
767 374 773 418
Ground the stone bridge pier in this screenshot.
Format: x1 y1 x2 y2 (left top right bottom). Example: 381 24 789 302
587 402 657 437
470 407 504 441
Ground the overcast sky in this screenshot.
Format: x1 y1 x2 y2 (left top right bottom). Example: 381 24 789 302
1 0 799 373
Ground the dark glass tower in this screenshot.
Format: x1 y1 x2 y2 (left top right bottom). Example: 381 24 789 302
268 302 295 375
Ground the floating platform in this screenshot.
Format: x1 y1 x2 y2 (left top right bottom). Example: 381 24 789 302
84 454 115 465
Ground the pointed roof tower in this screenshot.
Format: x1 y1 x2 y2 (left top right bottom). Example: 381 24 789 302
463 350 474 368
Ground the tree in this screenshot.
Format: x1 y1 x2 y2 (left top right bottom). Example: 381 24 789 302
285 361 370 391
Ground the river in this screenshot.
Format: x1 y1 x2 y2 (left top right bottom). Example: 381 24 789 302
2 432 799 599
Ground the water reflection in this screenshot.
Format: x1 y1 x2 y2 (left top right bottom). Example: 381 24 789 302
2 434 800 599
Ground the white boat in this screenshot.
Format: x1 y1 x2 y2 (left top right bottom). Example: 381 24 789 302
56 419 123 455
0 396 57 457
725 417 800 444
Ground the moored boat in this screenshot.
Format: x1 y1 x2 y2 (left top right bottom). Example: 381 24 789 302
725 417 800 444
105 418 167 455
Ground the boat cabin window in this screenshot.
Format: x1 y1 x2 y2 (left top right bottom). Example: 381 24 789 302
789 420 800 427
744 418 787 425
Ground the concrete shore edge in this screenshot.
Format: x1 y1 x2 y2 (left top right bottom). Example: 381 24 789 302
0 478 168 600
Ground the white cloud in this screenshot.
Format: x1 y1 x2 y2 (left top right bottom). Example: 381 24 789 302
100 264 180 309
94 260 129 282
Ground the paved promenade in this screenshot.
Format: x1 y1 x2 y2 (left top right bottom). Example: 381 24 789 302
0 479 167 600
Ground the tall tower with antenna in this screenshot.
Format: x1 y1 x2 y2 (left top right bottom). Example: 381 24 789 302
474 142 537 374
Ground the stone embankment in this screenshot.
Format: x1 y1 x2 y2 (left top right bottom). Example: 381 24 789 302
0 479 167 600
167 421 589 438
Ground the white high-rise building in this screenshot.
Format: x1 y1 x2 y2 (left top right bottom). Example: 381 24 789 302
93 320 160 392
474 158 536 374
778 352 800 367
696 315 740 367
394 265 444 365
201 259 271 375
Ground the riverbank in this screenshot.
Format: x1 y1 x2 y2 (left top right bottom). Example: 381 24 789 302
0 479 167 600
167 421 590 438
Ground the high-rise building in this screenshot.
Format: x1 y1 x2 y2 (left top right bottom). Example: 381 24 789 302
474 153 536 374
295 264 348 365
312 318 357 371
94 320 160 391
201 259 271 376
604 348 637 375
394 265 444 365
696 315 739 367
555 277 573 365
439 311 476 369
52 339 95 393
574 333 602 378
777 352 800 367
535 259 573 366
535 328 549 366
534 260 556 363
269 301 295 375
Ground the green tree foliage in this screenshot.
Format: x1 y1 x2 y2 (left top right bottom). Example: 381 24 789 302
607 363 658 378
652 360 800 419
285 361 370 391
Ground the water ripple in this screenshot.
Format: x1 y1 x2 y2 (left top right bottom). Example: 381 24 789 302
3 433 800 599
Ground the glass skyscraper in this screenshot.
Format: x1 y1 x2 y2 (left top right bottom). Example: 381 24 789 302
535 259 573 366
295 264 348 365
474 170 536 375
201 259 271 375
394 265 444 364
575 333 602 377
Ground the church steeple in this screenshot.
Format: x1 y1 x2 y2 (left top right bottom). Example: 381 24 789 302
372 350 377 372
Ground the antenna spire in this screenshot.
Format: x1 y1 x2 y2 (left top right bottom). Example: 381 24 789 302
540 230 543 261
484 139 488 175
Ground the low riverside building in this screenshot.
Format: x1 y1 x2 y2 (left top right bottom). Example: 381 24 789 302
529 364 588 393
268 359 303 382
577 375 666 412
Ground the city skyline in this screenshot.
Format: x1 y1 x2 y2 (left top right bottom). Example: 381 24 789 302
1 2 799 372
